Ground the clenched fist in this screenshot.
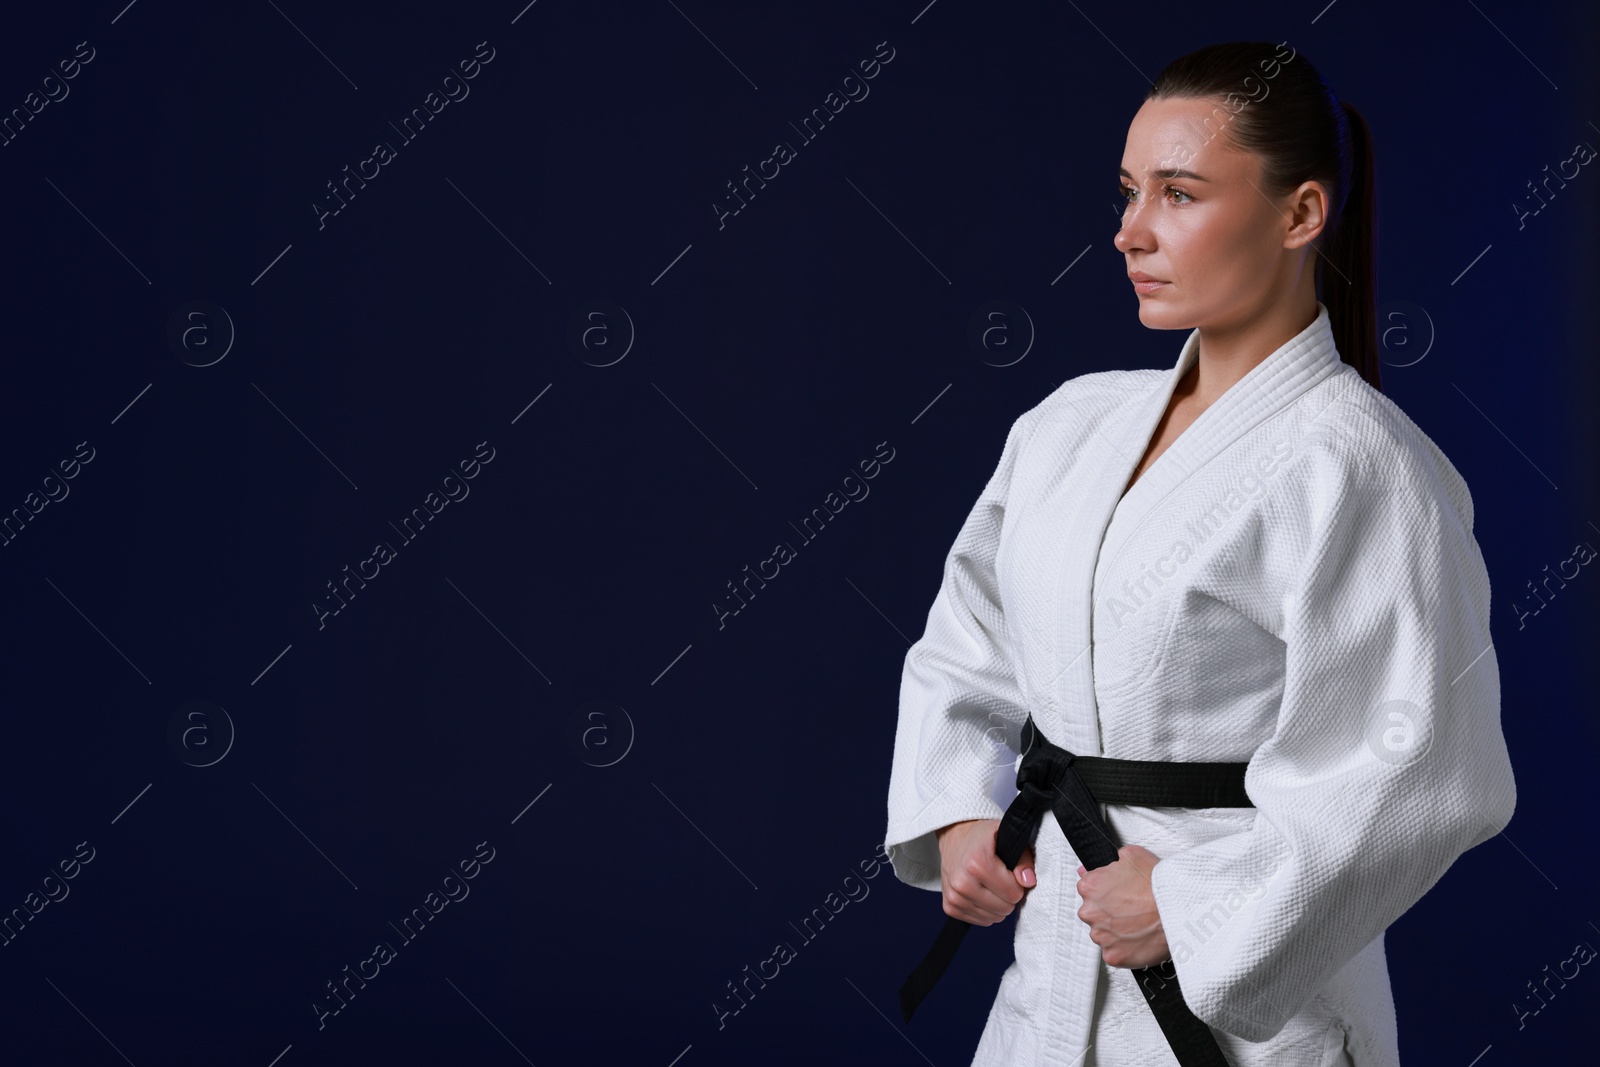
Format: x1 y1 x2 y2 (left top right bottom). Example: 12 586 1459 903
1075 843 1169 968
935 818 1037 925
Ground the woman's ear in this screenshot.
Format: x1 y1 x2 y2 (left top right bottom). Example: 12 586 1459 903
1283 180 1330 249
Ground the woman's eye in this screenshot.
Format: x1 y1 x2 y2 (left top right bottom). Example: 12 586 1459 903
1116 184 1192 208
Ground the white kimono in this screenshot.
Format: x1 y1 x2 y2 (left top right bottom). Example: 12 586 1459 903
883 301 1517 1067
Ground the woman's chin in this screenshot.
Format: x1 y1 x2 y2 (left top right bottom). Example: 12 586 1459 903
1135 298 1185 329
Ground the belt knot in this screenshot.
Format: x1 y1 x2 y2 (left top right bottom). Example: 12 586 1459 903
1015 732 1077 794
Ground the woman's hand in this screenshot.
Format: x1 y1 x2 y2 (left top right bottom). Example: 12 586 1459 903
936 818 1037 925
1075 844 1170 968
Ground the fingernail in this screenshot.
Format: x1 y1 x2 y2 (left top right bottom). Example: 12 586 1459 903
1021 868 1035 887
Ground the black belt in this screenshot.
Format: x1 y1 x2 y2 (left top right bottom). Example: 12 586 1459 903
899 714 1254 1067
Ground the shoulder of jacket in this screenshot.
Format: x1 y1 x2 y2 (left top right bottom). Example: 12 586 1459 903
1299 367 1477 531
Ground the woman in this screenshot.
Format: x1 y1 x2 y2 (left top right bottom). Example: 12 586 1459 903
882 40 1516 1067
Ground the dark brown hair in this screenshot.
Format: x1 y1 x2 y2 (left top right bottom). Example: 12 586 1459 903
1146 41 1380 392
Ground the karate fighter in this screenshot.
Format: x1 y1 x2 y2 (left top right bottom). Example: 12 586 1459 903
884 40 1516 1067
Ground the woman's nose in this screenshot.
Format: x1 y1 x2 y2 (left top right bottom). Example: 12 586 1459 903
1113 216 1142 254
1114 200 1154 254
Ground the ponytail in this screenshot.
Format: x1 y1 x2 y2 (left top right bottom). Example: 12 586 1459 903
1322 100 1380 391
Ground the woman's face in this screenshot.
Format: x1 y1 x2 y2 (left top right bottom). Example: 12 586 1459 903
1113 95 1322 331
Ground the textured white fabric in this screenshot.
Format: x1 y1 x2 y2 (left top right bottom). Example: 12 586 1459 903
883 301 1516 1066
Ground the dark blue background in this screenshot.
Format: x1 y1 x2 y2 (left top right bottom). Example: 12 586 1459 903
0 1 1594 1064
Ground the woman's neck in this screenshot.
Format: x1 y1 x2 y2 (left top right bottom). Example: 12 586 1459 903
1188 295 1319 404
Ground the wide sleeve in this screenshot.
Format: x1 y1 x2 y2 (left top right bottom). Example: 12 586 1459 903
883 409 1041 892
1147 429 1517 1042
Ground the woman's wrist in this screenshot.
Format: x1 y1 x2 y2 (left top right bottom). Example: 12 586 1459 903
937 818 982 840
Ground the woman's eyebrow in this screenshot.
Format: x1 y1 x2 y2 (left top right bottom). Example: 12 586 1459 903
1118 166 1211 182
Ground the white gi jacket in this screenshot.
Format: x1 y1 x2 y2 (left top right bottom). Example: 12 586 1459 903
883 301 1517 1066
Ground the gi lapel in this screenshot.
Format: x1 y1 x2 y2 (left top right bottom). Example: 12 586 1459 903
1100 301 1344 571
1048 329 1199 758
1053 302 1343 758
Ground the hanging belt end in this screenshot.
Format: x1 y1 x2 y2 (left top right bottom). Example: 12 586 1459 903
898 982 919 1023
